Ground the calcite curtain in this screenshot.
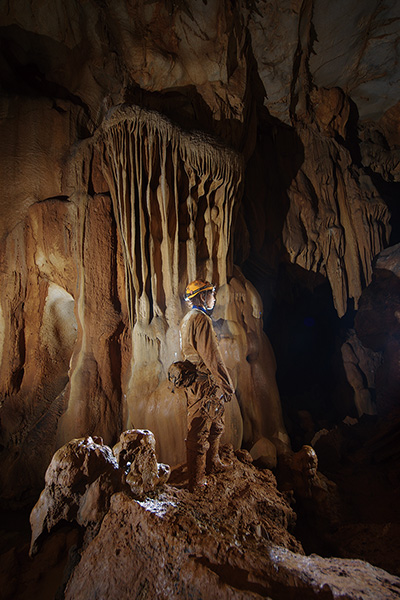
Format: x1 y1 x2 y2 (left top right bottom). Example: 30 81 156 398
0 103 289 503
98 105 242 329
87 105 288 465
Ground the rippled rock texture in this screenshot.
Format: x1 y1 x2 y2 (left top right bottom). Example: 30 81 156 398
0 102 288 504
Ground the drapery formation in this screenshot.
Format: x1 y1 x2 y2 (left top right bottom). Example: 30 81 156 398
99 105 242 327
91 106 246 461
88 105 288 464
0 104 290 503
283 125 391 317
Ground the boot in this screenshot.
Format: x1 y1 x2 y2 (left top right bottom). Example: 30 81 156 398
206 437 232 474
187 449 207 492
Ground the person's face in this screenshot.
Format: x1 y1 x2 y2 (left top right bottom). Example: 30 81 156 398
204 289 216 310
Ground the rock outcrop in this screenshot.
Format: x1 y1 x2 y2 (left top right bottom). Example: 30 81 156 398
30 430 170 556
113 428 170 496
0 100 290 503
29 436 123 556
61 450 400 600
341 330 382 417
355 243 400 416
283 117 390 317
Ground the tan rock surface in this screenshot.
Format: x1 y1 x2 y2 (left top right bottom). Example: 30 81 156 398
55 192 130 449
341 330 382 417
0 193 131 502
0 0 399 545
247 0 400 123
309 0 400 120
63 452 400 600
283 120 390 317
0 199 79 503
1 3 400 598
65 451 301 600
0 110 289 497
113 428 170 496
29 430 170 556
29 436 123 556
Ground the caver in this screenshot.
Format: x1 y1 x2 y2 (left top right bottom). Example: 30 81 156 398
179 279 235 492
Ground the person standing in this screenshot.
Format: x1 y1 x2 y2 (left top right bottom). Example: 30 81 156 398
180 279 235 491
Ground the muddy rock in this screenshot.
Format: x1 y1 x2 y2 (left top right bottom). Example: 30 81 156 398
29 436 123 556
64 450 400 600
113 429 170 496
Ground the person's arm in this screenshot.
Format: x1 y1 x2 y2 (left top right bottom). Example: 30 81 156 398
194 314 235 397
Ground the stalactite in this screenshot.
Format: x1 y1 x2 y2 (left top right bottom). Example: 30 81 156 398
97 105 243 328
96 106 242 332
47 102 291 467
283 125 391 317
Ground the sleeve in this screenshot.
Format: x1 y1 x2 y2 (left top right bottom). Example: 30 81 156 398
195 315 235 396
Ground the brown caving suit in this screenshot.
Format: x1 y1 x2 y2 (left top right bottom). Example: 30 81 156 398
180 308 235 456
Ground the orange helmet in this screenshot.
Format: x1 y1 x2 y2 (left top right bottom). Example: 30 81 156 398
185 279 215 301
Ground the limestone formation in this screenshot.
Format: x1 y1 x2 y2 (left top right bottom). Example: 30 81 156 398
0 0 399 505
30 430 170 556
278 443 342 542
355 243 400 416
248 1 394 317
63 450 302 600
247 0 400 124
90 104 246 460
23 430 400 600
113 429 170 496
1 2 400 596
341 330 382 417
29 436 123 556
62 455 400 600
283 102 390 318
1 93 294 503
0 199 80 504
359 120 400 183
0 194 130 503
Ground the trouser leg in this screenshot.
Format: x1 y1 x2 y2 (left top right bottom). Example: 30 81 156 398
186 449 207 492
206 414 232 474
186 415 211 492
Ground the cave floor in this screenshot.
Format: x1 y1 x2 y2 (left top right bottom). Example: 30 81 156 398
1 431 400 599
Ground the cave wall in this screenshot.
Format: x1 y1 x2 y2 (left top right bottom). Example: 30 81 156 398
1 0 399 504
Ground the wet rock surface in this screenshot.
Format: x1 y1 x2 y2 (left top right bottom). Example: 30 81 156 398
309 415 400 578
1 1 400 597
29 436 124 556
113 428 171 496
1 0 400 508
355 244 400 416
